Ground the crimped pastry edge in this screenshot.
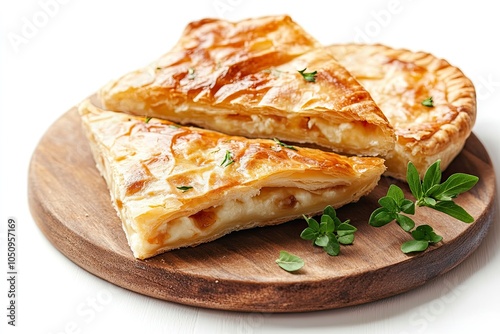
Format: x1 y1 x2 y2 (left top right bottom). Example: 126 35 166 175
328 43 476 179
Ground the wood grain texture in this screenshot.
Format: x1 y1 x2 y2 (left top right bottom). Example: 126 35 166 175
28 107 497 313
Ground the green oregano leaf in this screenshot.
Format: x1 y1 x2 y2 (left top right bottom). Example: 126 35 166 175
428 173 479 200
432 201 474 223
407 162 423 200
387 184 405 204
300 227 318 241
401 240 429 253
396 214 415 232
324 236 340 256
378 196 399 212
276 251 304 272
314 234 329 247
369 207 395 227
422 160 442 194
400 199 415 214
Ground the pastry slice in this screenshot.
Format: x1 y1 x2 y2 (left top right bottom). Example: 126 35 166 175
99 15 394 157
327 44 476 180
78 99 386 259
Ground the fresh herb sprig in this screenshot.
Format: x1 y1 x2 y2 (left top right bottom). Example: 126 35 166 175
401 224 443 253
407 160 478 222
369 160 479 253
298 68 317 82
369 184 416 231
301 206 357 256
276 250 304 272
277 207 355 273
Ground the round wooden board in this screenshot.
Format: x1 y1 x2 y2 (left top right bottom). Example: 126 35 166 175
29 107 497 313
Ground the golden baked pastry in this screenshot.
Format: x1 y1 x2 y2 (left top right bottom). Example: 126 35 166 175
78 99 386 259
99 16 394 157
327 44 476 180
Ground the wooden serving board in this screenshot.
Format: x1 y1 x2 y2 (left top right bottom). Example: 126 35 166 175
29 107 497 313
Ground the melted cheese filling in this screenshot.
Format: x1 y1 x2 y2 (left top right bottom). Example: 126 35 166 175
133 180 373 259
169 111 389 156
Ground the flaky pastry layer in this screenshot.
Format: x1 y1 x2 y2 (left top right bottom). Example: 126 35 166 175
79 99 385 259
100 15 394 157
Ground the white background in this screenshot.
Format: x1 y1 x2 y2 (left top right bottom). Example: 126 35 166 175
1 0 500 333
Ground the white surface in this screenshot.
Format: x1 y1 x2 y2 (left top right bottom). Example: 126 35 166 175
1 0 499 333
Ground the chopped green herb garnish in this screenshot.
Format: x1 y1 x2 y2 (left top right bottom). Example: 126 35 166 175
276 250 304 272
220 150 235 167
176 186 193 192
422 97 434 107
298 68 317 82
273 138 297 151
145 116 152 123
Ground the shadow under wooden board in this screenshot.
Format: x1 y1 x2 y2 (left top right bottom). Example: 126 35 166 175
29 107 497 313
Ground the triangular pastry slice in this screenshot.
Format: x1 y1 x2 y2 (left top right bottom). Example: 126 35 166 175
99 15 394 157
327 44 476 180
78 99 385 259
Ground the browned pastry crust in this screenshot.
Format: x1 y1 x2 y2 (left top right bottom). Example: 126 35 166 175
327 44 476 179
78 99 386 259
99 16 394 157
